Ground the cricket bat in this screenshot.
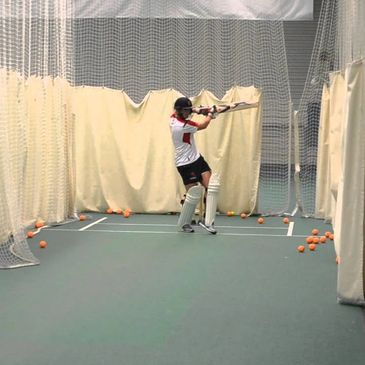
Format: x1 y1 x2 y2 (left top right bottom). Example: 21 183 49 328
193 100 259 116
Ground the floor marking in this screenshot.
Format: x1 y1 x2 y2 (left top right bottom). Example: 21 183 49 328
44 227 309 238
287 222 294 236
100 223 176 227
79 217 108 231
99 222 286 230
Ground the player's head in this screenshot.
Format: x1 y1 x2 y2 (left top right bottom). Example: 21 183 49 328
174 97 192 119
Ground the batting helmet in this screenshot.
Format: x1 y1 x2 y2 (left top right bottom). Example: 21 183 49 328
174 97 193 114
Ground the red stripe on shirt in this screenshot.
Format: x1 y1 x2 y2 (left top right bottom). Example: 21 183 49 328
183 133 191 144
171 113 198 127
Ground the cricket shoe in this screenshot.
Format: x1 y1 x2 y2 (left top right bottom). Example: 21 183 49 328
198 221 217 235
181 224 195 233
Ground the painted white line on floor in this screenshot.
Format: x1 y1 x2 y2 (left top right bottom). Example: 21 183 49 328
100 223 176 227
44 227 309 238
99 222 286 230
287 222 294 236
218 225 286 230
219 232 296 237
79 217 108 231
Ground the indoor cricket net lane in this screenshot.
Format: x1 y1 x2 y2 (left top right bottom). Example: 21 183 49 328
42 213 327 240
8 212 362 365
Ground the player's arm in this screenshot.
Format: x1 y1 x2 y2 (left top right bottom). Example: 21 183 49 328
196 112 215 130
191 106 216 130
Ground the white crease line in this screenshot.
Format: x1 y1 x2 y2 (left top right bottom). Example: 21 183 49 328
44 227 309 238
79 217 108 231
100 223 176 227
219 232 297 237
99 222 286 230
216 225 286 230
287 222 294 236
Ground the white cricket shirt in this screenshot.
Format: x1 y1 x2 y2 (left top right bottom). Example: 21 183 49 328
169 113 200 167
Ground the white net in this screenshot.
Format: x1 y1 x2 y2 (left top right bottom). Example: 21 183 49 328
336 0 365 68
0 0 74 268
74 18 292 214
296 0 365 216
74 0 313 20
1 2 295 269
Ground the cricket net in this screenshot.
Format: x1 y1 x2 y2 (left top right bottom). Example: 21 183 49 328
74 17 292 215
0 0 75 268
295 0 365 216
1 2 294 267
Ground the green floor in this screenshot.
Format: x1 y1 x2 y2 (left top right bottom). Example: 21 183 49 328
0 213 364 365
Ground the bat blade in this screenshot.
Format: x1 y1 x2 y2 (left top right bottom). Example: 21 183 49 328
193 100 259 116
218 101 259 113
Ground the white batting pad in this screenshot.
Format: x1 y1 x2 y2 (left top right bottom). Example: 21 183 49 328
205 173 220 227
177 185 204 230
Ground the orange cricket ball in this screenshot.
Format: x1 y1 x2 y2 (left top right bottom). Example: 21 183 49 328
39 240 47 249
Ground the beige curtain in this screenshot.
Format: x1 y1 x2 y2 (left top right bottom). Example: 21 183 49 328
334 60 365 305
0 72 75 228
315 82 332 220
74 86 262 214
315 71 346 225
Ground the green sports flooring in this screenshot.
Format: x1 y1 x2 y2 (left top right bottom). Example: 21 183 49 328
0 213 364 365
